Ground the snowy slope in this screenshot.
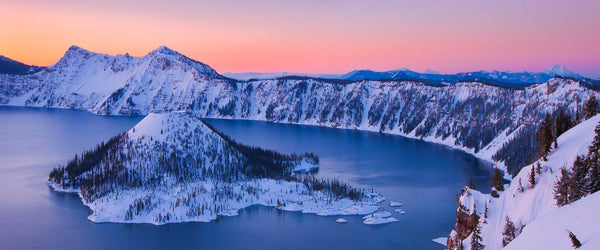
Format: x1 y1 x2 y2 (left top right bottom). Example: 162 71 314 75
504 191 600 250
2 46 598 175
447 114 600 249
48 112 389 225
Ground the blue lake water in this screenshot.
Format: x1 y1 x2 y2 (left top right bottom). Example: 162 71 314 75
0 106 492 249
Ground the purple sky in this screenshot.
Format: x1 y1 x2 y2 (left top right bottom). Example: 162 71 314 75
1 0 599 77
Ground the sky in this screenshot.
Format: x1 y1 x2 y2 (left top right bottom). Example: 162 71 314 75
1 0 599 78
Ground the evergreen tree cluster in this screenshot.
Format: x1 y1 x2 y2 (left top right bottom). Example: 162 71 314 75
203 119 319 179
494 107 577 176
493 124 538 175
554 121 600 206
291 175 364 201
584 96 599 120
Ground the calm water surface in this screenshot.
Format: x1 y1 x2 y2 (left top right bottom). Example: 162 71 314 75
0 107 492 249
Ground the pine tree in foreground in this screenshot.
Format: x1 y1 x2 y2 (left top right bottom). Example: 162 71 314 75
502 216 517 247
470 216 484 250
491 168 504 192
536 113 555 161
583 95 599 120
468 177 476 190
568 230 582 248
529 165 536 189
554 168 570 206
568 156 588 203
483 203 488 221
588 162 600 194
555 108 574 137
517 179 524 193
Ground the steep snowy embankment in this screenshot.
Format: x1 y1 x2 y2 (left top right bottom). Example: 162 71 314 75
504 191 600 250
48 112 390 225
447 114 600 249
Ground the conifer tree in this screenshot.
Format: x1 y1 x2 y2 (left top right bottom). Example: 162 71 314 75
502 216 517 247
555 109 574 137
468 177 476 189
568 230 582 248
536 162 542 175
587 122 600 163
584 96 599 120
491 168 504 192
518 179 524 193
529 165 536 189
587 163 600 194
536 113 555 161
554 168 570 206
568 156 588 203
471 216 485 250
484 203 488 220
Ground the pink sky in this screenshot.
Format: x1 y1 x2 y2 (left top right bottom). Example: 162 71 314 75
1 0 599 77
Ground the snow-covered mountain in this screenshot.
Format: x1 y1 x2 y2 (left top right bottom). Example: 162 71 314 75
48 112 386 224
1 46 599 176
447 114 600 249
544 64 582 79
0 55 45 75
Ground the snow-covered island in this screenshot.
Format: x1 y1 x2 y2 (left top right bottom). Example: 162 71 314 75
48 112 389 225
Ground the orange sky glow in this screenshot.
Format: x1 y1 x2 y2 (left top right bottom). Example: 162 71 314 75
1 0 599 77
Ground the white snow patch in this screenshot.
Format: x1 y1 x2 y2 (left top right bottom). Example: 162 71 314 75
389 201 403 207
335 218 349 223
432 237 447 246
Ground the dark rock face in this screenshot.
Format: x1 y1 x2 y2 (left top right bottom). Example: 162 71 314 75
447 206 474 250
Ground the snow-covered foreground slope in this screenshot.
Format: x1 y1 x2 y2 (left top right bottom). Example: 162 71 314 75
48 112 390 225
504 191 600 250
2 46 597 175
447 114 600 249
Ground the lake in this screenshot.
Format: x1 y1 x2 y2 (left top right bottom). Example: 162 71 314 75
0 106 492 249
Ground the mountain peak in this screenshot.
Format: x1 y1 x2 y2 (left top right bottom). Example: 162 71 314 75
544 64 580 78
394 67 412 72
66 45 90 54
60 45 95 60
149 46 180 56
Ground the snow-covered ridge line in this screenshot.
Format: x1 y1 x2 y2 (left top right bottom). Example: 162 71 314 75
48 112 394 225
1 46 598 175
447 114 600 249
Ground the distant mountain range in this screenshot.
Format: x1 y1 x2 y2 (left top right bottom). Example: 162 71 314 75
224 64 584 87
0 51 590 88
